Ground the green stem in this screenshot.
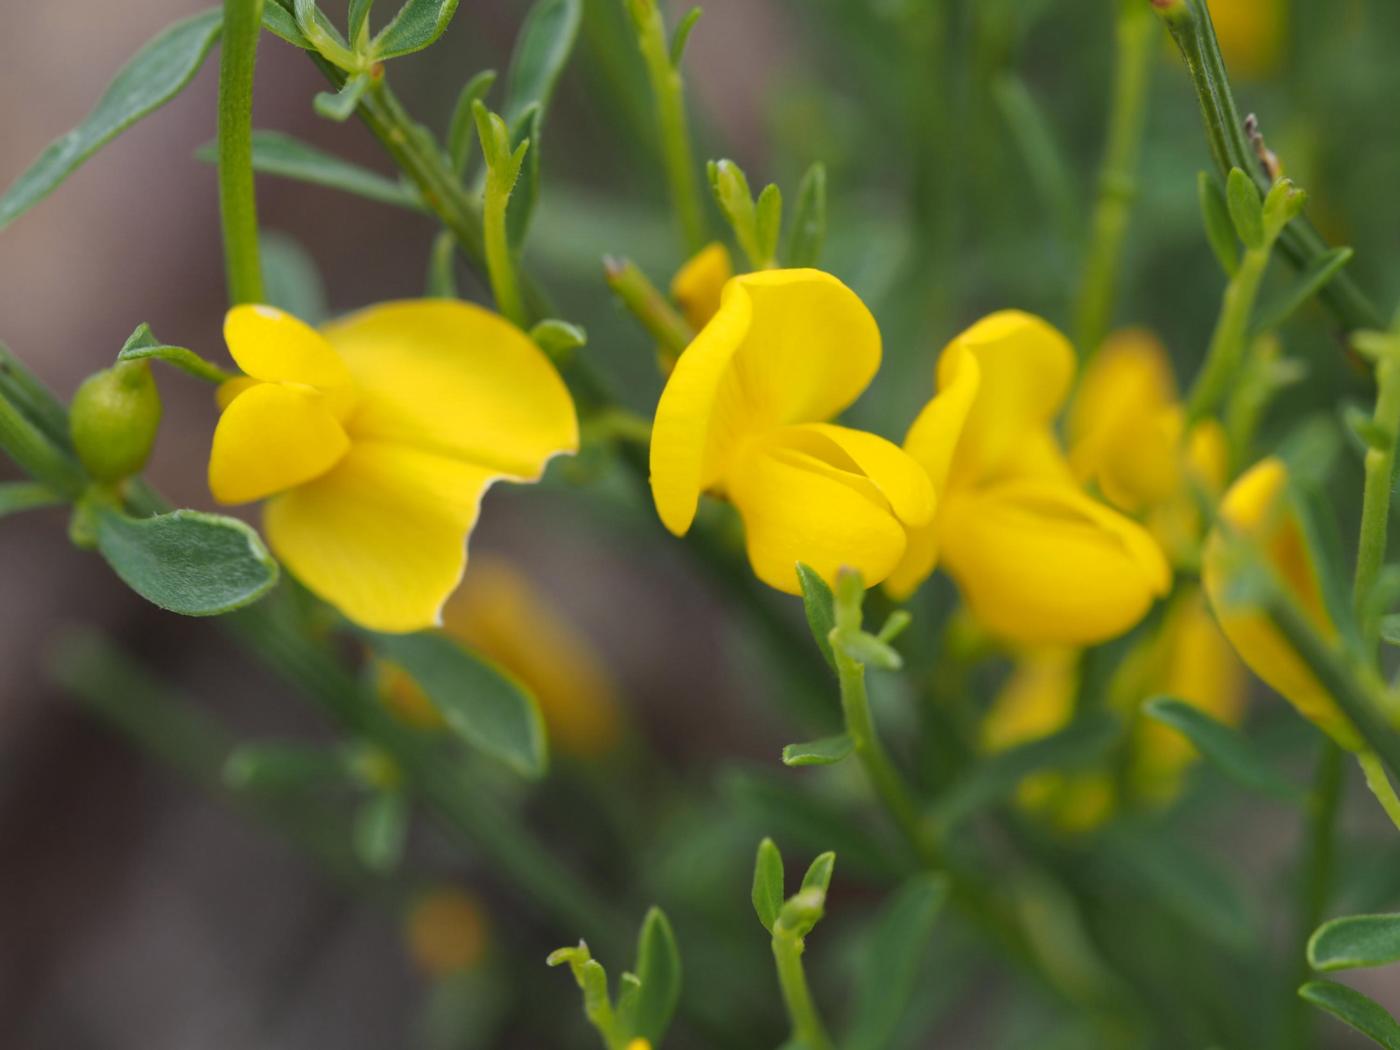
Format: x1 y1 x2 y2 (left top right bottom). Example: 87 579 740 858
481 160 527 328
1286 740 1342 1050
0 387 85 498
602 257 693 364
629 0 706 254
1185 241 1270 432
1152 0 1383 332
771 928 834 1050
836 649 939 868
1359 751 1400 833
1073 0 1156 359
217 0 266 305
1354 354 1400 648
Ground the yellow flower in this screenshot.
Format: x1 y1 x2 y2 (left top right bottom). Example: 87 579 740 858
888 311 1170 645
1202 457 1360 749
981 647 1079 753
671 242 732 332
208 302 578 633
1068 329 1229 562
627 1041 653 1050
1208 0 1286 80
405 887 488 977
649 269 935 593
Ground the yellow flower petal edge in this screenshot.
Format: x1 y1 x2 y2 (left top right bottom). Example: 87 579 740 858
224 304 352 388
1202 457 1360 749
209 382 351 504
940 481 1171 646
649 268 881 536
671 241 732 332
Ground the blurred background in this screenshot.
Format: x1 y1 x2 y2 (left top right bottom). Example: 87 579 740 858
3 0 1400 1046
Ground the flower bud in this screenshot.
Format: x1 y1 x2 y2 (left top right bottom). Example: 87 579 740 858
69 360 161 482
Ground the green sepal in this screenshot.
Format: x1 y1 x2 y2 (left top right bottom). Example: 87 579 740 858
116 323 234 384
782 734 853 767
314 72 373 122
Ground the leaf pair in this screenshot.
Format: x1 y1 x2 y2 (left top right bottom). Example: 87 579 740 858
1301 914 1400 1048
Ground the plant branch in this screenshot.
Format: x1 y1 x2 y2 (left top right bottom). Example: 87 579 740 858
218 0 266 304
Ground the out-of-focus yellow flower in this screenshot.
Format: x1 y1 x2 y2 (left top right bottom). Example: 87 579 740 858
888 312 1170 645
626 1040 653 1050
405 887 488 977
1068 329 1229 564
208 302 577 633
671 243 732 331
1208 0 1286 80
1202 458 1360 749
379 558 623 758
649 269 935 593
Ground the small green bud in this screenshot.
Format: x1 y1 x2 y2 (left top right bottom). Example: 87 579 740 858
69 361 161 482
1262 177 1307 239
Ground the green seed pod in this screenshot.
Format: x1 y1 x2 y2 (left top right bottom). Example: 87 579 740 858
69 360 162 482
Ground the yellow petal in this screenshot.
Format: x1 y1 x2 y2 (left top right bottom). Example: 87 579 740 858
938 310 1075 485
208 383 351 504
215 375 260 411
726 425 910 595
1201 458 1358 748
671 242 733 331
793 423 935 527
1209 0 1286 79
224 304 353 389
982 647 1079 752
650 269 881 535
405 888 487 977
903 342 980 492
322 299 578 479
264 441 500 633
941 481 1171 645
443 558 622 759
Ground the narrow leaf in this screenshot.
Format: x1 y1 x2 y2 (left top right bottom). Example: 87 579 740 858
426 231 459 298
506 105 543 247
1143 696 1303 803
752 837 784 933
200 130 425 210
668 7 702 67
800 851 836 897
116 323 233 384
845 874 950 1050
1198 170 1240 276
795 562 836 671
1254 247 1355 335
1226 167 1265 251
529 319 587 358
782 734 853 767
355 791 409 872
372 0 461 59
0 10 223 231
0 481 62 518
502 0 582 127
348 0 377 43
755 183 783 267
1300 980 1400 1049
1309 914 1400 973
447 69 498 174
786 163 827 268
314 72 372 122
223 742 348 792
94 506 278 616
260 231 329 324
366 631 548 778
631 907 682 1041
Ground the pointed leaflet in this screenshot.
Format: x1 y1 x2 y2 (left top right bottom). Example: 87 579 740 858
1143 697 1303 803
1300 981 1400 1049
752 837 785 933
1309 915 1400 973
630 907 682 1042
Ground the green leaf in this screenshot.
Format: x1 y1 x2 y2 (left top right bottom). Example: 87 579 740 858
502 0 582 128
786 163 828 268
348 0 377 43
669 7 702 66
835 629 902 671
314 71 372 122
366 631 547 778
795 562 837 671
1143 697 1303 803
94 505 278 616
782 734 853 767
777 887 826 936
1226 167 1265 251
0 481 62 518
800 851 836 897
203 130 425 210
115 323 233 384
755 183 783 267
993 75 1078 243
844 874 950 1050
261 4 314 48
928 715 1118 833
752 837 785 933
0 343 72 452
372 0 461 59
1253 247 1355 335
426 231 459 298
630 907 682 1042
1198 170 1239 276
447 70 498 174
506 105 543 248
1381 615 1400 647
223 742 349 792
0 10 223 231
1299 980 1400 1049
529 319 587 358
1309 914 1400 973
355 790 409 872
260 231 329 324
